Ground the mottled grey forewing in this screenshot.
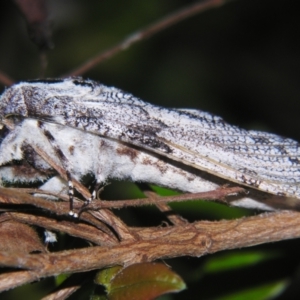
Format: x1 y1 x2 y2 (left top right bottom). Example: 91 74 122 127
52 86 300 199
147 107 300 198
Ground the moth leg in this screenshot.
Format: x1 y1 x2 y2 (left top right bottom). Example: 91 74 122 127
37 121 78 217
76 180 111 217
89 181 105 203
77 181 103 216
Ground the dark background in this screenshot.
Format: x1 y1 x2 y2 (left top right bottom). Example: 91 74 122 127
1 0 300 299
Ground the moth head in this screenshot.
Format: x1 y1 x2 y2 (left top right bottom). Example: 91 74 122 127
0 83 29 130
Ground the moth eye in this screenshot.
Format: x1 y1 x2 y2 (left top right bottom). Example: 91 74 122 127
0 123 10 142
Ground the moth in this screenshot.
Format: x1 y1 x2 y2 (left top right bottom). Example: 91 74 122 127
1 77 300 215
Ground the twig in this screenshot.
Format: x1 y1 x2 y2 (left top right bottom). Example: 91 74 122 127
0 187 120 243
1 185 244 242
8 212 118 246
88 186 245 210
41 273 90 300
0 187 136 243
0 210 300 292
137 183 188 225
1 186 244 211
64 0 230 77
0 70 14 86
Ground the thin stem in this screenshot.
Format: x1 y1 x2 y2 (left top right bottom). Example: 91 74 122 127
64 0 230 77
0 70 14 86
137 183 187 225
88 186 245 210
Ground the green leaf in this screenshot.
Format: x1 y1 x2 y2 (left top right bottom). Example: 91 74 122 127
95 266 123 290
106 263 186 300
215 280 288 300
54 273 69 286
202 251 279 273
150 185 180 196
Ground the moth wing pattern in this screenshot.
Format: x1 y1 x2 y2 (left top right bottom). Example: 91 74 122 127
1 77 300 204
